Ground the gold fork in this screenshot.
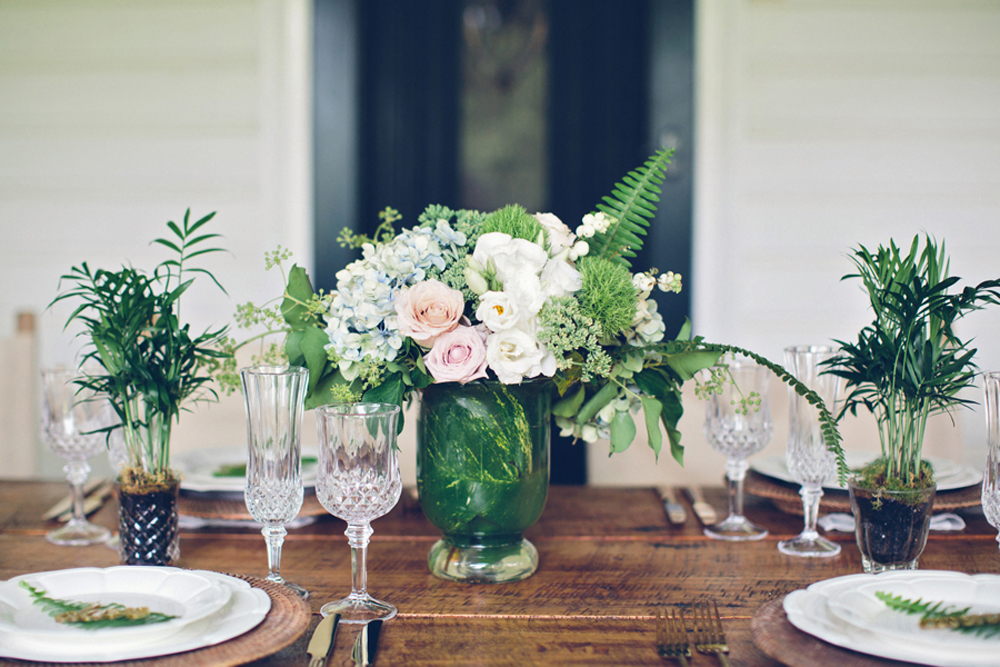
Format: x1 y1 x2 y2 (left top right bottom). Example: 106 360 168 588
692 600 732 667
655 608 690 666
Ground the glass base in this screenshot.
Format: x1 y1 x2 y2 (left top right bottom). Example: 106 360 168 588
46 520 111 546
778 535 841 558
266 574 309 599
704 515 768 542
321 594 396 624
862 555 919 574
428 536 538 583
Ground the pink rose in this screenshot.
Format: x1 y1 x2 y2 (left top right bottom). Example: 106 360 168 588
395 279 465 347
424 326 489 384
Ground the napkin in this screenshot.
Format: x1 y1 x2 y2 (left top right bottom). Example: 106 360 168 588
818 512 966 532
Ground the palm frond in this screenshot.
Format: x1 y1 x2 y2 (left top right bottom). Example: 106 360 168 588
589 148 673 267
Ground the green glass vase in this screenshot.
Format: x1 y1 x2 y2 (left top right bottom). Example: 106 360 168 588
417 378 551 583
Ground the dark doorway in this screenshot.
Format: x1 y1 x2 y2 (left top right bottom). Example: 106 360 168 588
313 0 694 484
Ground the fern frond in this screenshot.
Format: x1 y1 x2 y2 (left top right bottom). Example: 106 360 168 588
589 149 673 267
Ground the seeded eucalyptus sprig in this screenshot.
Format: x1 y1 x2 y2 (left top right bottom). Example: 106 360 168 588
19 582 177 629
50 210 231 480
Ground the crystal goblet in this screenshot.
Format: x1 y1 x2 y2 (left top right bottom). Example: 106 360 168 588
316 402 402 623
40 367 112 546
241 365 309 598
983 372 1000 552
703 360 773 541
777 346 843 557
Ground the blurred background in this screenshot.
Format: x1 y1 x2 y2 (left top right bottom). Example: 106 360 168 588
2 0 999 487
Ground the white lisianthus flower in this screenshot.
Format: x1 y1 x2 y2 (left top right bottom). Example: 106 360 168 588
534 212 575 254
473 232 548 285
485 328 556 384
540 259 582 299
477 291 522 331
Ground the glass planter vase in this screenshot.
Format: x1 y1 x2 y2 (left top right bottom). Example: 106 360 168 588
848 479 936 573
116 404 180 566
417 379 551 583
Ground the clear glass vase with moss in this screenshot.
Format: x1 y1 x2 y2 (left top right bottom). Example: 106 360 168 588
51 210 231 566
827 235 1000 572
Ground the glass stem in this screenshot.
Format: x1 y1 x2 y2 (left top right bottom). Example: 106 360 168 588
725 458 749 519
346 522 374 599
262 524 287 583
64 460 91 526
799 485 823 540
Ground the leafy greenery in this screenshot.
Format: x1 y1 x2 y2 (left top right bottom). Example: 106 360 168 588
50 210 230 482
588 148 672 268
19 582 177 629
481 203 543 242
876 590 1000 638
825 235 1000 488
576 256 639 338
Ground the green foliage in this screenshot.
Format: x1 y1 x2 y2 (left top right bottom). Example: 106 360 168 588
826 235 1000 487
576 256 639 338
50 210 230 477
19 582 177 629
338 206 401 249
481 204 543 242
876 590 1000 638
588 148 673 267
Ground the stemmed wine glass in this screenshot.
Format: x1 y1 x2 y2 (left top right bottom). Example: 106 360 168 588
40 367 112 546
240 365 309 598
703 359 773 541
316 402 402 623
983 372 1000 552
778 346 843 557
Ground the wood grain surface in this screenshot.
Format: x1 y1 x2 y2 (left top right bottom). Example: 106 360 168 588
1 481 996 666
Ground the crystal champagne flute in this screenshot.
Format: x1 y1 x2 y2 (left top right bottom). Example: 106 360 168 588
703 360 773 541
778 346 843 557
983 372 1000 552
40 367 112 546
316 402 402 623
241 365 309 597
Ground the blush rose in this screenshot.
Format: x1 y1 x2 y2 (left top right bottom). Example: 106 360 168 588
424 325 489 384
395 279 465 347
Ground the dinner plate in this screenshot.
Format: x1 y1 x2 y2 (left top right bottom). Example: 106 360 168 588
784 571 1000 667
751 452 981 492
0 570 271 663
0 566 231 649
827 572 1000 651
175 446 319 493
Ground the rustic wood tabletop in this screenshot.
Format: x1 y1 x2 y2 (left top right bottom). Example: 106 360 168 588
1 480 996 666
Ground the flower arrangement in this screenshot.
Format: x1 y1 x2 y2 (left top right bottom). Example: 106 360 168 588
225 151 845 471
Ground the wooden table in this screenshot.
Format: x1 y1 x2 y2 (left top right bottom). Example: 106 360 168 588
1 481 997 666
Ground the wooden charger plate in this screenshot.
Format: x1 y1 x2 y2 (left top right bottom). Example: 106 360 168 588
0 574 311 667
744 471 982 515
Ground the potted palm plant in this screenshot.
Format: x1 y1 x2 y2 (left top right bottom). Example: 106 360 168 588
52 210 230 565
826 235 1000 572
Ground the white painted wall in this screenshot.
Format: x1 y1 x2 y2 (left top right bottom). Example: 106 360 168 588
589 0 1000 485
0 0 313 477
3 0 997 488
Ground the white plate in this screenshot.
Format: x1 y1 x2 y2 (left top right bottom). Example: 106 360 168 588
0 569 271 663
784 571 1000 667
827 573 1000 650
751 452 981 491
175 446 319 493
0 566 230 649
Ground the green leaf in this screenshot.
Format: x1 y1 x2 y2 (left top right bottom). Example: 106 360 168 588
552 384 586 418
576 382 618 424
666 348 722 381
282 265 316 328
609 410 636 454
640 396 663 459
298 326 331 395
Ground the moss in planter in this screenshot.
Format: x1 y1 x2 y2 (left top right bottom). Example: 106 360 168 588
856 458 935 503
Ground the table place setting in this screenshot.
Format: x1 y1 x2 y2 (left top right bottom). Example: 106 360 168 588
0 566 307 664
752 570 1000 667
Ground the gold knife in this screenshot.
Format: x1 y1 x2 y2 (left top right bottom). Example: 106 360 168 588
656 486 687 525
306 613 340 667
43 478 106 520
685 486 718 527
